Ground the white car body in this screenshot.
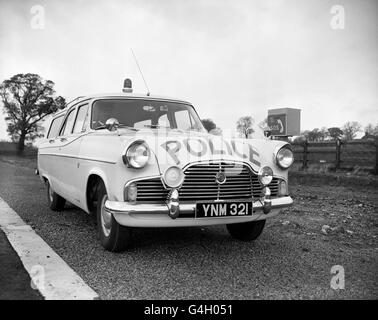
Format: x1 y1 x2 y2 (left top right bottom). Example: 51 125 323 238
38 92 293 230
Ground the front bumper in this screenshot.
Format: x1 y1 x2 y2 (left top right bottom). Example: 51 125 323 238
105 196 293 227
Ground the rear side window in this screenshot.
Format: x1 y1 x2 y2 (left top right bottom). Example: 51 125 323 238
73 104 89 134
60 109 76 136
47 116 63 138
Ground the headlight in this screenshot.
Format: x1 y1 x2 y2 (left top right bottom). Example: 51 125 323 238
124 141 150 168
163 166 185 188
258 166 273 185
276 146 294 169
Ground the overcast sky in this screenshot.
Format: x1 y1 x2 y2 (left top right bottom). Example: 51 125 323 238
0 0 377 140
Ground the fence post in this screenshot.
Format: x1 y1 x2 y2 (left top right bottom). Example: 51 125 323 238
335 138 341 170
302 140 308 169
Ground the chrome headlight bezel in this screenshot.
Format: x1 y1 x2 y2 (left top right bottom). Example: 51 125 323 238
163 166 185 188
276 146 294 169
124 140 150 169
258 166 273 186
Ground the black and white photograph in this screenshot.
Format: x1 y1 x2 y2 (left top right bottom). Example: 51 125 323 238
0 0 377 306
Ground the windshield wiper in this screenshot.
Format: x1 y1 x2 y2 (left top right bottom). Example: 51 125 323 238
94 124 138 131
119 124 138 131
144 124 170 129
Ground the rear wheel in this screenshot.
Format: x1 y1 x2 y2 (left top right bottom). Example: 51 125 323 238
96 180 131 252
46 180 66 211
226 220 266 241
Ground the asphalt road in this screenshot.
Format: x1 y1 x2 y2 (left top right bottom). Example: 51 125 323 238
0 157 377 299
0 229 42 300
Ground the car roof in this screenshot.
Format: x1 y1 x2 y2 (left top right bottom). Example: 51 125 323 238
52 92 193 118
70 92 192 108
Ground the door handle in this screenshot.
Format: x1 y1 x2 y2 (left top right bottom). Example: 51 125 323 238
60 137 67 142
49 139 55 143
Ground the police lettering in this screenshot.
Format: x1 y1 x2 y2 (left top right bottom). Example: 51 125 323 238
161 138 260 166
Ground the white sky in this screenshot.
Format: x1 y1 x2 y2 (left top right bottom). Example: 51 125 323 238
0 0 377 140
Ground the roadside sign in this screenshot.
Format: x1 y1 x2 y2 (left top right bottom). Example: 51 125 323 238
267 114 287 136
268 108 301 136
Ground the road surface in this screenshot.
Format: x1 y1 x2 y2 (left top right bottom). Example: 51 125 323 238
0 156 377 299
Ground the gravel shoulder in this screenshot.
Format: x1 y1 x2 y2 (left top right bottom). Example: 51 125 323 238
0 155 377 299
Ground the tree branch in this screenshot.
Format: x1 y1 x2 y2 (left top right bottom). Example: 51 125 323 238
26 111 53 130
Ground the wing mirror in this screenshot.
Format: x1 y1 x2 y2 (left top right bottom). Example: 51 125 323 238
264 129 272 138
105 118 120 132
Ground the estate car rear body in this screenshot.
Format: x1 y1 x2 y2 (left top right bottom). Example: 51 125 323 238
37 88 294 251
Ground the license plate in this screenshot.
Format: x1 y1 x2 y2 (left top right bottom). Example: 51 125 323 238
196 202 252 218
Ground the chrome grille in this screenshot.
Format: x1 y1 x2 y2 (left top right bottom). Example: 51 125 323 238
135 161 280 202
181 162 252 201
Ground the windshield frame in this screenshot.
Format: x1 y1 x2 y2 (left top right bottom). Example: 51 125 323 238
89 97 206 133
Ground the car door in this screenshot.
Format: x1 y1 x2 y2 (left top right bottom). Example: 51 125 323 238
38 114 65 192
66 103 90 207
53 106 80 203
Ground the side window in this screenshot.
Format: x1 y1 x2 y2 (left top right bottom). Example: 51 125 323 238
60 109 76 136
158 114 170 127
73 104 89 134
175 110 192 130
47 116 63 138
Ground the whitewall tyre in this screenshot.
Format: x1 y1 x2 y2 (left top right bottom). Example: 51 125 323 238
46 180 66 211
96 180 131 252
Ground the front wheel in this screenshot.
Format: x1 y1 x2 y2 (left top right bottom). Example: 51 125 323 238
226 220 266 241
96 181 131 252
46 180 66 211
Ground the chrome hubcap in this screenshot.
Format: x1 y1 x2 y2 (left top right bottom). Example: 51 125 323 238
100 195 111 237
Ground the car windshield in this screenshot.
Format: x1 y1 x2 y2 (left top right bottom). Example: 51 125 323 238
91 99 205 132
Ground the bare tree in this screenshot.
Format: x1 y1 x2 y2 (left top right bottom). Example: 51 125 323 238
364 123 378 136
342 121 362 140
236 116 254 138
320 127 330 141
0 73 65 152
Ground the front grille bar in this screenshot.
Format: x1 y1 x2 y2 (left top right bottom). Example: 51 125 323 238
134 161 280 202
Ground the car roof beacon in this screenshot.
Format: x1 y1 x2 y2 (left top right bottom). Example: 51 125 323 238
123 78 133 93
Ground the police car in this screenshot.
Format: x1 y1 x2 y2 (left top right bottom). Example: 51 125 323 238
37 79 294 251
